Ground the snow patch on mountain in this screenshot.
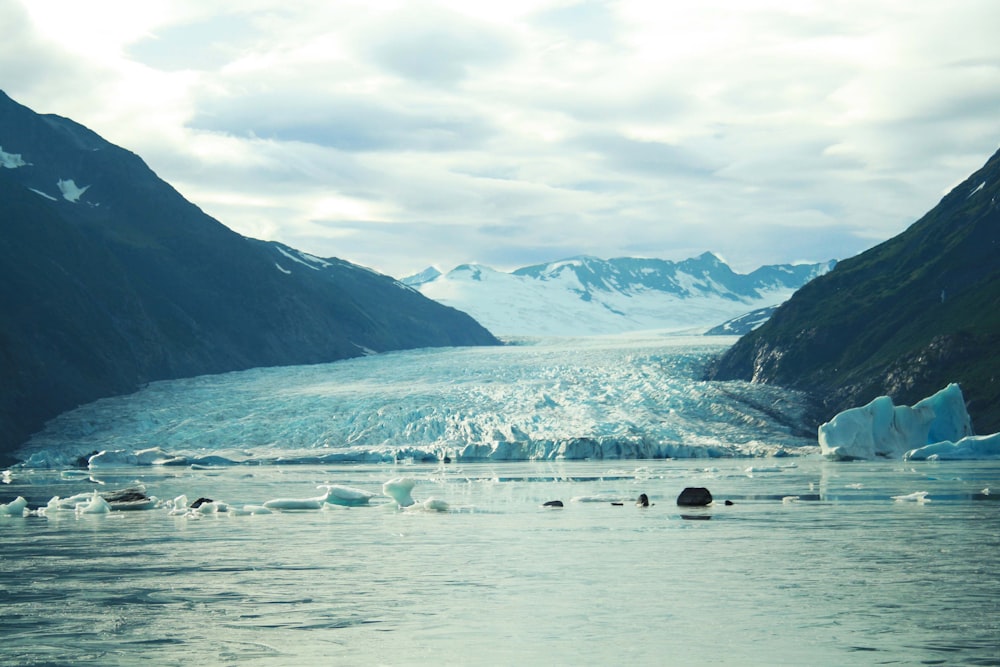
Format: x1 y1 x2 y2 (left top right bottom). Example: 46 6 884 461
1 146 26 168
57 178 90 202
29 188 58 201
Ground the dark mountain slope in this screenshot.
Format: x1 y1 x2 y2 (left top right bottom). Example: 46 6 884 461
0 91 498 463
708 148 1000 433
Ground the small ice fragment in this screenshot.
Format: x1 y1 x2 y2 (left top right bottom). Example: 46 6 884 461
892 491 930 503
383 477 416 507
76 491 111 514
0 496 28 516
982 488 990 496
782 496 800 504
417 498 449 512
262 496 324 511
318 484 376 507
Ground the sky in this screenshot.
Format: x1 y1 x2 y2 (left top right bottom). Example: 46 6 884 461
3 0 999 278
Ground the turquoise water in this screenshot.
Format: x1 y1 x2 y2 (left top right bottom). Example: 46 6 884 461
2 458 998 666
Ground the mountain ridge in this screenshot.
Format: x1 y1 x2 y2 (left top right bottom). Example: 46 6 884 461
403 254 835 336
707 147 1000 434
0 91 499 463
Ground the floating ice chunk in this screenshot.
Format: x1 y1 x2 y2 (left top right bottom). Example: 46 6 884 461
317 484 376 507
167 495 190 516
76 491 111 514
57 178 90 202
892 491 930 503
262 496 325 511
781 496 800 504
411 497 449 512
745 465 783 474
819 384 973 460
231 505 273 516
383 477 416 507
903 433 1000 461
0 496 28 516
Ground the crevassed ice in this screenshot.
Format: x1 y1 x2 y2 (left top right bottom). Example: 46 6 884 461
18 335 817 468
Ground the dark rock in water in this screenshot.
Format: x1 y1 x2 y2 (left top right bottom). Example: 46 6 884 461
542 500 564 508
724 499 735 506
677 487 713 506
681 514 712 521
190 497 214 508
101 487 150 504
636 493 651 507
611 502 624 506
75 451 99 468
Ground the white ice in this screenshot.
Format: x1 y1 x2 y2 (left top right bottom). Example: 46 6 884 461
892 491 930 503
318 484 376 507
818 384 975 460
904 433 1000 461
263 484 375 511
0 496 28 516
383 477 416 507
17 335 816 468
76 491 111 514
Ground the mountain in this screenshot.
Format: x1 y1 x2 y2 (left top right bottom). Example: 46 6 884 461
402 254 834 336
0 91 499 463
707 147 1000 434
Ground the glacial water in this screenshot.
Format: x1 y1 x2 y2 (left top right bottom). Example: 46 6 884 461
2 460 999 666
4 336 999 665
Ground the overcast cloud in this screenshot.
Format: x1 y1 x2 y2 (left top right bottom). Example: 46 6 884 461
4 0 999 277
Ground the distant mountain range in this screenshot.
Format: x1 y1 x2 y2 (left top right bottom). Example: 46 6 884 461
0 91 498 463
403 254 835 336
708 147 1000 435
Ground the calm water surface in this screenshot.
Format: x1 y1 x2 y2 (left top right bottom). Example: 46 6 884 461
2 458 999 666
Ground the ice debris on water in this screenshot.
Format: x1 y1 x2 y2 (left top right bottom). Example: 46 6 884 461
0 496 28 516
383 477 416 508
891 491 931 503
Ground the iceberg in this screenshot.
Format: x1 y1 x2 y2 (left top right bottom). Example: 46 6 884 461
903 433 1000 461
0 496 28 516
818 384 974 460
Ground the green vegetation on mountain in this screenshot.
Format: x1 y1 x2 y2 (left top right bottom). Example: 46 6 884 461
708 148 1000 434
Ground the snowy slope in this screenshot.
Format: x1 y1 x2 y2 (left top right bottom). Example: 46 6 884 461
405 254 834 336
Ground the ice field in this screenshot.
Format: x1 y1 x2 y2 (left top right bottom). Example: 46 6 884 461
18 335 816 468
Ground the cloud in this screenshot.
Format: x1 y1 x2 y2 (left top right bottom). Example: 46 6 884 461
3 0 999 279
357 5 517 86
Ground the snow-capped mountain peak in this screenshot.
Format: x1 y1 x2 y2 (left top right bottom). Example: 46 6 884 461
403 254 834 337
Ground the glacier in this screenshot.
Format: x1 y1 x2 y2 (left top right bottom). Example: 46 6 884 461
17 335 817 468
818 383 981 460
